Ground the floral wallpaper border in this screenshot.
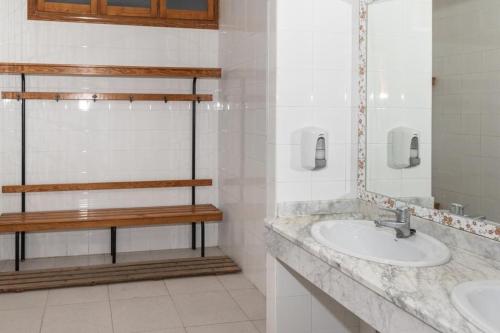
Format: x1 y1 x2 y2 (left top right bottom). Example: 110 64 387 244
357 0 500 241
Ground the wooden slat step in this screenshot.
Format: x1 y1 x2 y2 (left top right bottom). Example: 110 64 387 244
0 62 222 78
1 92 213 102
0 257 233 282
2 179 213 193
0 204 223 233
0 256 241 293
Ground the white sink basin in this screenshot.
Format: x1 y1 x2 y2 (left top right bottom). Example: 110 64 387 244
452 281 500 333
310 220 450 267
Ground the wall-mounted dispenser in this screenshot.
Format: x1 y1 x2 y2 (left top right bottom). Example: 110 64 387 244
387 127 421 169
301 127 328 170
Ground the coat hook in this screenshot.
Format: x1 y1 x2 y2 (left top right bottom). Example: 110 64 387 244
164 96 168 104
197 96 201 104
92 94 97 102
55 94 60 102
16 94 21 101
129 95 134 103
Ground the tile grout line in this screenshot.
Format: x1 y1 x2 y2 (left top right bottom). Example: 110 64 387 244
38 290 50 333
251 320 266 333
224 279 254 324
166 274 256 329
162 278 186 330
183 319 259 330
219 274 267 323
107 285 116 333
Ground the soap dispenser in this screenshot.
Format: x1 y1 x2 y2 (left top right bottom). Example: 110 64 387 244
301 127 328 170
387 127 421 169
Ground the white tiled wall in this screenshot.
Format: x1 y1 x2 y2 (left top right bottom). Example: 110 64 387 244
268 257 368 333
218 0 358 296
433 0 500 220
218 0 268 294
270 0 358 203
366 0 433 200
0 1 219 259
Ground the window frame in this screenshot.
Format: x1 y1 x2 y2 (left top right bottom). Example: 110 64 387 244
37 0 98 15
160 0 216 20
100 0 158 18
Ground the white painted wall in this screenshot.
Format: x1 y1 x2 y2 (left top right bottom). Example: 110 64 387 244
218 0 268 294
0 1 220 259
433 0 500 220
366 0 433 200
270 0 357 204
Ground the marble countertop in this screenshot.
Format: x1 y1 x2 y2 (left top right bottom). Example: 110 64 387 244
266 214 500 333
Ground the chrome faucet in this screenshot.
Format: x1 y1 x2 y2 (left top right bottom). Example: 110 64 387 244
374 207 416 238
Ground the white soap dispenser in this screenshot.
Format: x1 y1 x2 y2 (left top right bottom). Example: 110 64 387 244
301 127 328 170
387 127 421 169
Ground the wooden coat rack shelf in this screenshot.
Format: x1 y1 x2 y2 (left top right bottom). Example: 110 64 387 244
0 62 225 272
2 92 213 102
2 179 213 193
0 62 222 78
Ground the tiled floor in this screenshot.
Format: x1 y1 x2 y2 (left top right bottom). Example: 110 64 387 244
0 248 266 333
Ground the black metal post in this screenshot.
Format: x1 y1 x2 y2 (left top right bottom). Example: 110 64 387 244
15 232 19 271
111 227 117 264
21 73 26 262
191 77 197 250
201 222 205 257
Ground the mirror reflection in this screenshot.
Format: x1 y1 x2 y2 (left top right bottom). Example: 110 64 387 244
366 0 500 222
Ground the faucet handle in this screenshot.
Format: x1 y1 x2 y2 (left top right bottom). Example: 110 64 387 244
381 207 411 223
395 207 411 223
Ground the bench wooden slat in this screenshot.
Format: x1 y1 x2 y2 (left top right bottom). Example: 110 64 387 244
0 204 222 232
2 179 213 193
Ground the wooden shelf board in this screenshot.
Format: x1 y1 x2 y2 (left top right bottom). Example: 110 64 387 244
0 62 222 78
1 92 213 102
2 179 213 194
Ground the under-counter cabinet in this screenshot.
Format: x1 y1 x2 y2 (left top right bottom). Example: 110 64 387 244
29 0 218 29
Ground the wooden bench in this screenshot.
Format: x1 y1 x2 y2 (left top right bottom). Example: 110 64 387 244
0 62 223 272
0 180 223 271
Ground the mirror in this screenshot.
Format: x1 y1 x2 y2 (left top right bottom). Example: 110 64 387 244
365 0 500 225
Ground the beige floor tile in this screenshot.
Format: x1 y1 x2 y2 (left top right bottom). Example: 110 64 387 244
0 260 11 272
20 257 55 270
42 301 113 333
149 247 224 260
109 280 169 300
172 291 247 327
136 329 186 333
217 273 255 291
111 295 183 333
47 285 109 306
52 254 107 268
0 307 44 333
252 320 266 333
186 321 260 333
116 251 156 263
165 276 225 295
0 290 48 310
204 247 225 257
230 289 266 320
